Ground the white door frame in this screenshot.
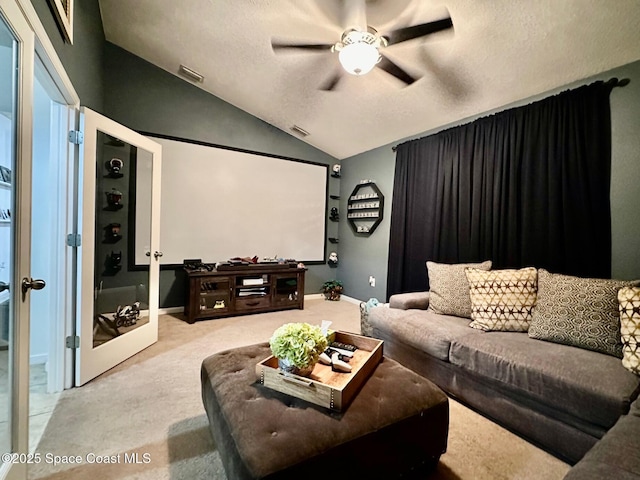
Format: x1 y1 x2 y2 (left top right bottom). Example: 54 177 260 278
14 0 79 393
45 98 73 392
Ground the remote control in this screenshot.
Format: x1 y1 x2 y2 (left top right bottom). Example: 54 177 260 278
328 346 354 358
330 341 357 352
326 348 351 361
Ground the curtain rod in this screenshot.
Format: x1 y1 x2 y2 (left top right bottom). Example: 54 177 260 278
606 77 630 88
391 77 630 153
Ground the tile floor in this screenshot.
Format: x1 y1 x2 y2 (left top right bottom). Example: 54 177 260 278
0 353 60 455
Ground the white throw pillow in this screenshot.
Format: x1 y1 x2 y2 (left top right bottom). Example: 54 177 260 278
465 267 538 332
619 286 640 375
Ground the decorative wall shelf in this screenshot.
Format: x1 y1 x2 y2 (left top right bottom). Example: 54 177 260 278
347 181 384 236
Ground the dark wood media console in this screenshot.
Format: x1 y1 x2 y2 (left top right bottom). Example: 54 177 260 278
184 265 306 324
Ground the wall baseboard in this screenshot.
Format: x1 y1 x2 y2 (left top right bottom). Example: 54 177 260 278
304 293 324 301
339 295 363 305
306 293 363 304
158 306 184 315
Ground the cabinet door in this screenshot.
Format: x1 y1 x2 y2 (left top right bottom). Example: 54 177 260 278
76 107 162 386
196 276 230 315
272 274 301 307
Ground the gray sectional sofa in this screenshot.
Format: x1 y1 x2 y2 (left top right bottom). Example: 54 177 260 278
564 398 640 479
363 291 640 467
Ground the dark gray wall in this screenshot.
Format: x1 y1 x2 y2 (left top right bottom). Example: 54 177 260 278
102 43 340 308
609 62 640 281
337 152 395 302
338 60 640 302
30 0 104 111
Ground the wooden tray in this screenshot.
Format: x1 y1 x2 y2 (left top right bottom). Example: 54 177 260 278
256 331 383 411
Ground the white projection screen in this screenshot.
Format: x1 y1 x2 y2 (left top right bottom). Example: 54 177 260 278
134 135 328 266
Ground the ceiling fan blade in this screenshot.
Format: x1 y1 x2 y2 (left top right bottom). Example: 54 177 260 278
377 55 418 86
319 70 343 91
271 42 334 52
383 17 453 46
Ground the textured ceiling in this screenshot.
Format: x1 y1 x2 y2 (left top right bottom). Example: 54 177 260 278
98 0 640 159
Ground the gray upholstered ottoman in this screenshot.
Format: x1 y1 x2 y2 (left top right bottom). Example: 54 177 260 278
201 342 449 480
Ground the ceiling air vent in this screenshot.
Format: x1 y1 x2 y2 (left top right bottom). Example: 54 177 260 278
178 64 204 83
290 125 310 137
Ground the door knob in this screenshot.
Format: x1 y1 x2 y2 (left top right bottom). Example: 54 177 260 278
0 281 8 293
22 278 46 295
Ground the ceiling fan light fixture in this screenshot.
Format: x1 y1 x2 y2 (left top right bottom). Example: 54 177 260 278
336 28 386 76
339 42 379 75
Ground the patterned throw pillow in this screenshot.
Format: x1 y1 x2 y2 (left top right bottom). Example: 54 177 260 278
528 269 640 358
619 287 640 375
427 260 492 318
465 267 538 332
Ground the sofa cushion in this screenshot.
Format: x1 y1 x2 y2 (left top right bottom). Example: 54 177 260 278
449 332 640 429
564 412 640 480
465 267 538 332
368 306 480 361
528 269 640 358
619 287 640 375
426 260 492 318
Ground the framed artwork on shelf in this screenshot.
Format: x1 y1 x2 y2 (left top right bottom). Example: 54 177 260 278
48 0 74 44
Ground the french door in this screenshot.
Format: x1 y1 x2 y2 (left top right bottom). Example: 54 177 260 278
0 2 34 479
0 3 161 480
76 107 162 386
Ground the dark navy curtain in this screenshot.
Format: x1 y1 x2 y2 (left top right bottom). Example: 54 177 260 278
387 81 614 298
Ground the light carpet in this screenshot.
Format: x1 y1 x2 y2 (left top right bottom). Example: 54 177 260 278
29 299 570 479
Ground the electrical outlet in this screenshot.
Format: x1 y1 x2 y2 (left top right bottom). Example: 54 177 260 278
369 276 375 287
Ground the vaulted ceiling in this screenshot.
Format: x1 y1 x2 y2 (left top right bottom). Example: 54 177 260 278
98 0 640 159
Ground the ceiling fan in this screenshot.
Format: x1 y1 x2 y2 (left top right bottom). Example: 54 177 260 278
271 2 453 91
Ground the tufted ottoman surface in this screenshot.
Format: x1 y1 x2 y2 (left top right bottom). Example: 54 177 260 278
201 342 449 480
